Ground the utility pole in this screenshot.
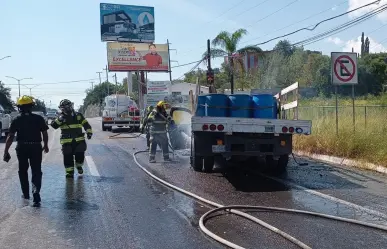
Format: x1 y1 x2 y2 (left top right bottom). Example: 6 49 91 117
167 40 178 82
96 72 102 84
113 74 118 94
206 39 216 93
103 65 109 95
90 81 94 90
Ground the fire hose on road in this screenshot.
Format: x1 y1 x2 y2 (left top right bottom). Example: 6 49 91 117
132 150 387 249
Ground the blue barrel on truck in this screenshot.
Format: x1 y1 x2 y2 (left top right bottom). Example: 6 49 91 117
206 94 229 117
195 94 229 117
252 94 277 119
195 95 207 116
229 94 252 118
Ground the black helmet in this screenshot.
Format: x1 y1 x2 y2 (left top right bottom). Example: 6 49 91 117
59 99 73 114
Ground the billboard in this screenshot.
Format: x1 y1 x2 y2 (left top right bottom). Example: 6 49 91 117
144 94 189 108
107 42 169 72
147 81 171 95
100 3 155 42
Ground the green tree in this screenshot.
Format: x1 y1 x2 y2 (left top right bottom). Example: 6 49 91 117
32 99 46 113
0 81 15 112
205 29 263 92
274 40 295 57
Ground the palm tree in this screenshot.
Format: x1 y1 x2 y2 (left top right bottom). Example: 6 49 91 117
204 28 263 93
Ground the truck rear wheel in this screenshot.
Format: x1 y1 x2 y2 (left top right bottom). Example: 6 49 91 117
203 157 215 173
192 156 203 172
102 122 107 131
265 155 289 176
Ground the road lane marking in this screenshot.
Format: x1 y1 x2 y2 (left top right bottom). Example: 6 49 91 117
85 156 100 177
264 174 387 220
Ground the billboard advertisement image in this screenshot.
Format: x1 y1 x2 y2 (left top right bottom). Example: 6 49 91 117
147 81 171 95
100 3 155 42
107 42 170 72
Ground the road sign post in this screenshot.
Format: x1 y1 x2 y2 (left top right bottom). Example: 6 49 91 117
331 52 358 134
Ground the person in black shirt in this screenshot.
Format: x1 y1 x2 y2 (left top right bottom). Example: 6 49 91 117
3 95 49 207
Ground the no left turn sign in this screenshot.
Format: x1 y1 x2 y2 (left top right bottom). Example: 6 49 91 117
331 52 358 85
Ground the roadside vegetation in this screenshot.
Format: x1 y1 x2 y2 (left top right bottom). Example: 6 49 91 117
296 95 387 166
78 28 387 166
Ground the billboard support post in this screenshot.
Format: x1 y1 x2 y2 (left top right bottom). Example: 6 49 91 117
127 72 132 95
167 39 172 82
104 65 109 95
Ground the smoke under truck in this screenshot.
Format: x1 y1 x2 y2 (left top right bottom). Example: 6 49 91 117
102 94 141 131
190 82 312 175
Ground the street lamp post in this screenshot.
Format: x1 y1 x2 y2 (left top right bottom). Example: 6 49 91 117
5 76 33 97
0 56 11 61
22 84 40 96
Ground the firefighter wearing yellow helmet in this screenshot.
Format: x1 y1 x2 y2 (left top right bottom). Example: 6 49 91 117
3 95 49 207
146 100 172 163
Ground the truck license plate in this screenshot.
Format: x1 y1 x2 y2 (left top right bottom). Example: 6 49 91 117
264 125 275 133
212 145 226 153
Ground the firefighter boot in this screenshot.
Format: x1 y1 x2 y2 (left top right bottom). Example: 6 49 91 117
149 155 156 163
76 163 84 175
32 193 41 207
65 167 74 178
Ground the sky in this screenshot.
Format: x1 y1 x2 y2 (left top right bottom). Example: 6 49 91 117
1 0 387 110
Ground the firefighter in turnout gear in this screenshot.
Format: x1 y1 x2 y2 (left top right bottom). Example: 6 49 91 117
147 101 172 163
3 95 49 207
51 99 93 178
141 105 154 148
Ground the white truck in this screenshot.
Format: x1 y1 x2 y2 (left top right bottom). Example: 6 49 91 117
0 105 11 138
102 94 141 132
190 82 312 175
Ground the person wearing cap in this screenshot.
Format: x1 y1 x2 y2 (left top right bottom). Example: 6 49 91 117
146 101 172 163
3 95 49 207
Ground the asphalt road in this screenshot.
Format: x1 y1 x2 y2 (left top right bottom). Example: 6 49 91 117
1 117 387 249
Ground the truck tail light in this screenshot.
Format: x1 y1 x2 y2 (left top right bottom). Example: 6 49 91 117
282 126 288 133
202 124 209 131
289 127 294 133
217 124 224 131
103 117 112 121
209 124 217 131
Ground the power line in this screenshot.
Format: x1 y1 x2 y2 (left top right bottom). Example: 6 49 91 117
253 0 384 47
177 0 272 57
245 0 300 29
296 4 387 47
240 0 348 46
202 0 248 25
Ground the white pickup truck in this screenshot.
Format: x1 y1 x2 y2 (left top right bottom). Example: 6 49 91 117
0 105 11 138
190 82 312 175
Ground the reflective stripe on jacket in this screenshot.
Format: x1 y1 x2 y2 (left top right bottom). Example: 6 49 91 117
147 110 168 134
51 112 93 144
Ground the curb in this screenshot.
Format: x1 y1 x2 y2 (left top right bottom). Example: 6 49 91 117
294 150 387 175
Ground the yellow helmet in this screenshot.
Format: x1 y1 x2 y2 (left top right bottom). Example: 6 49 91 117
16 95 35 106
157 101 167 108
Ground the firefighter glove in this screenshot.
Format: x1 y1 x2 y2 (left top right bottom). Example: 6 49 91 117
58 115 65 122
87 133 92 140
3 152 11 163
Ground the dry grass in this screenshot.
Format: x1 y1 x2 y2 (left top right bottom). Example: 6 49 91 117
293 104 387 167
